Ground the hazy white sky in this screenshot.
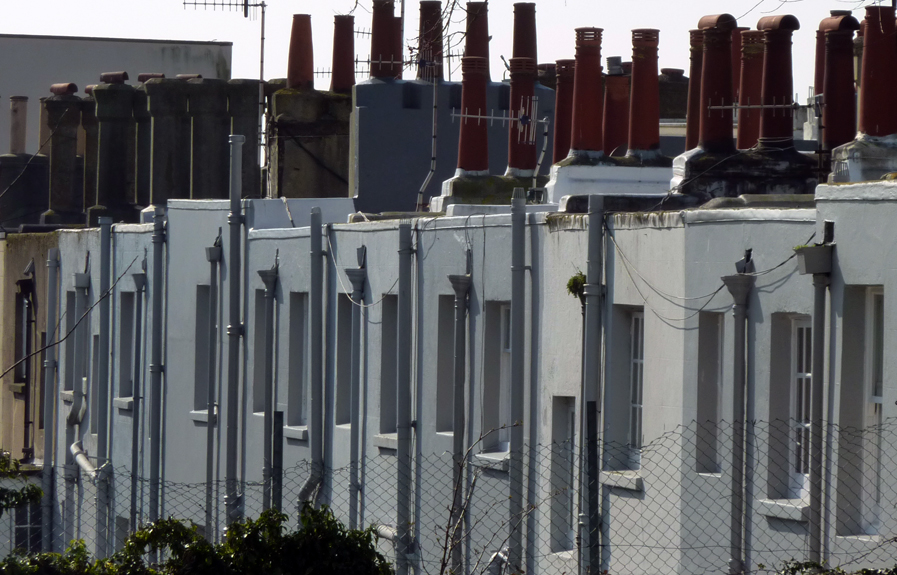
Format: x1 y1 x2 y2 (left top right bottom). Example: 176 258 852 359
2 0 876 97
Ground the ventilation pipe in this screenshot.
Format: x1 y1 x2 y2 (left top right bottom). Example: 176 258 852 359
730 27 748 102
331 15 356 93
626 29 663 162
858 6 897 137
371 1 395 79
40 248 58 552
603 57 630 157
506 57 537 178
129 271 147 534
456 57 490 175
685 30 704 150
287 15 314 90
396 222 414 575
393 16 405 79
225 135 245 523
552 59 575 163
820 14 860 151
512 3 537 61
10 96 27 154
569 28 606 160
448 273 470 575
298 207 324 503
508 189 526 574
346 266 366 529
697 15 737 154
417 2 443 81
756 15 800 148
736 30 764 150
227 80 262 200
41 83 83 225
465 3 490 79
148 206 165 524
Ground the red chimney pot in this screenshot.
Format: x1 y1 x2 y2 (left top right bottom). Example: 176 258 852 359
417 1 444 81
859 6 897 136
697 15 737 153
756 15 800 145
512 3 537 62
685 29 704 150
331 15 356 93
506 57 537 175
627 29 661 156
50 83 78 96
457 56 490 173
736 30 764 149
553 59 575 163
100 72 129 84
821 15 860 150
465 2 490 80
370 0 396 79
287 14 315 89
569 28 605 156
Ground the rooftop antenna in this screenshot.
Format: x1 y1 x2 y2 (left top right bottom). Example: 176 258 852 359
183 0 268 189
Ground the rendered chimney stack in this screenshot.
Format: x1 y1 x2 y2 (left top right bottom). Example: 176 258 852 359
506 57 537 177
370 0 395 78
331 15 356 93
456 56 490 174
92 75 137 222
685 30 704 150
552 59 575 163
697 15 737 154
287 14 314 89
143 79 190 204
756 15 800 145
187 78 230 200
393 16 405 79
603 56 630 156
736 30 764 149
859 6 897 136
814 11 852 96
730 27 748 101
9 97 27 155
41 83 83 224
512 3 537 61
417 1 443 81
821 13 861 150
569 28 605 158
465 2 490 79
626 29 661 160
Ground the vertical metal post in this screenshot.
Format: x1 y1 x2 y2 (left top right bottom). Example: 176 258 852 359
509 189 526 573
225 135 245 523
129 273 147 534
96 217 112 556
273 410 283 511
448 274 471 575
346 267 366 529
396 222 413 575
148 208 166 524
205 245 221 534
41 248 59 552
809 274 829 563
259 266 278 510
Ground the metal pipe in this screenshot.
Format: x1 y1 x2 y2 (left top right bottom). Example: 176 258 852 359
448 273 471 574
204 244 221 534
259 265 278 510
346 267 366 529
583 195 604 573
809 274 829 563
148 207 166 524
41 248 59 552
508 190 526 573
722 274 755 575
396 222 413 575
70 441 97 479
69 273 90 431
130 272 147 534
225 135 245 523
96 217 112 556
298 208 324 503
273 411 283 511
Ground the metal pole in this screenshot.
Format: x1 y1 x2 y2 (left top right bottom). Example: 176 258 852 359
448 274 471 575
149 207 166 524
259 266 278 510
41 248 59 552
96 217 112 556
129 273 146 534
809 274 829 563
226 135 245 523
273 410 283 511
509 189 526 573
722 274 755 575
205 245 221 534
396 222 413 575
346 267 366 529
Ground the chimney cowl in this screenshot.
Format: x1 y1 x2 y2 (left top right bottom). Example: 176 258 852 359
176 74 203 80
606 56 623 75
137 73 165 83
698 14 737 31
757 14 800 31
84 85 96 96
818 12 860 32
99 71 129 84
631 28 659 47
50 83 78 96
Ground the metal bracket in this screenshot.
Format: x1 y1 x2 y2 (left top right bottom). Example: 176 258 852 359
227 323 245 337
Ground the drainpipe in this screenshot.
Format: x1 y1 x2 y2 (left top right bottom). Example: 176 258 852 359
508 189 526 574
346 266 366 530
448 273 471 575
205 244 221 533
41 248 59 552
225 135 245 523
130 272 146 533
722 273 755 575
396 222 414 575
96 217 112 556
70 273 90 432
148 207 166 524
583 195 604 574
298 207 324 504
259 264 278 510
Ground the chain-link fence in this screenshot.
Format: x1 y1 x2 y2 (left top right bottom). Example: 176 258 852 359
3 419 897 574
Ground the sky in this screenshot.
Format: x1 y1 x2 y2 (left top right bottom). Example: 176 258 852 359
2 0 878 98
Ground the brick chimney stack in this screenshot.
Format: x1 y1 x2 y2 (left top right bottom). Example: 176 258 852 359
9 97 27 155
417 1 443 81
456 56 489 175
568 28 605 160
756 15 800 146
287 14 314 90
506 57 537 177
370 0 396 79
552 59 575 164
736 30 764 150
41 83 83 224
465 2 490 80
331 15 356 93
626 29 663 162
685 30 703 150
820 13 860 150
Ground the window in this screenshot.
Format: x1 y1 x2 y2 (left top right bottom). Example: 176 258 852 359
629 312 645 467
436 295 454 432
550 396 576 552
790 318 812 499
252 289 266 413
380 295 398 434
287 292 308 426
335 294 352 425
696 312 723 473
604 306 645 470
194 286 211 410
14 500 41 553
482 302 511 452
862 288 884 532
38 333 46 429
119 292 135 398
64 291 76 391
14 291 31 383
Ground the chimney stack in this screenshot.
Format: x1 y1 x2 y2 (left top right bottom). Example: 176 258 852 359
41 83 84 224
287 14 314 90
756 15 800 146
626 29 664 162
730 27 748 101
9 97 27 155
393 16 404 79
512 3 537 61
370 0 395 79
92 76 137 223
417 1 443 81
552 59 575 163
456 56 489 175
505 57 537 177
569 28 606 160
685 30 703 150
603 57 630 156
736 30 764 149
697 15 737 154
820 13 860 150
143 79 190 204
858 6 897 137
465 2 490 79
187 78 230 200
331 15 355 93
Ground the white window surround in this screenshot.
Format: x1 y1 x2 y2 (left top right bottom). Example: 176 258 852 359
498 304 512 452
790 318 812 500
629 312 644 468
862 287 884 533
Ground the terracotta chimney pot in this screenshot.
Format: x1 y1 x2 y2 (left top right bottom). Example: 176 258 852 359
730 27 748 101
456 56 490 174
99 71 129 84
685 29 704 150
569 28 605 157
50 83 78 96
417 1 444 81
697 14 737 153
627 28 661 157
736 30 764 149
820 13 861 149
465 2 490 80
331 15 356 93
756 15 800 145
370 0 395 78
512 3 537 61
859 6 897 136
137 73 165 83
552 59 575 163
287 14 314 89
506 57 537 176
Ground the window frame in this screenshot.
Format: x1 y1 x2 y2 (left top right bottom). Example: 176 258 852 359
790 318 812 499
862 287 884 532
629 311 645 468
